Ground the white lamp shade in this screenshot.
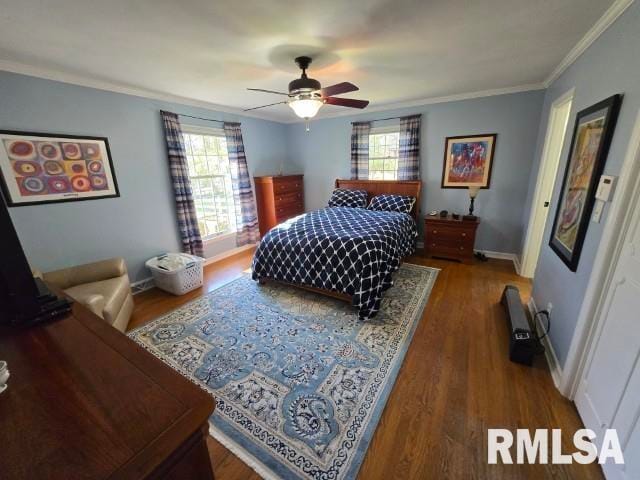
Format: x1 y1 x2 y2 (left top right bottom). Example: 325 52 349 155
468 186 481 198
288 99 324 119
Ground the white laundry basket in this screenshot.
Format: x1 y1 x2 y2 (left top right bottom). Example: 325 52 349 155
145 253 204 295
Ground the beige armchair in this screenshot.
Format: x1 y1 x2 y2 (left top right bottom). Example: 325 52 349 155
36 258 134 332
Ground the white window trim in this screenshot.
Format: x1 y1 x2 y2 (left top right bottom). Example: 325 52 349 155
370 124 401 135
181 124 237 240
182 123 226 137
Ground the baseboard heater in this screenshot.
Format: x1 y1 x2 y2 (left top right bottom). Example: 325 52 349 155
501 285 545 366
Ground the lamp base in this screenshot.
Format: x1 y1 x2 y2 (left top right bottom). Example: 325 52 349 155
463 215 477 221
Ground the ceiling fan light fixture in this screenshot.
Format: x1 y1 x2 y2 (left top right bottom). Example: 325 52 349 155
288 98 324 119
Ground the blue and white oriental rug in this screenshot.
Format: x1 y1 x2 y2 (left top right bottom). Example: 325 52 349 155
129 263 438 479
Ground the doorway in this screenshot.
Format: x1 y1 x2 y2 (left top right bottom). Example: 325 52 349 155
520 89 574 278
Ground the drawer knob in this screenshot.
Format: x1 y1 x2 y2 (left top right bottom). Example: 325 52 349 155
461 232 466 237
432 243 436 247
433 230 438 234
459 246 465 250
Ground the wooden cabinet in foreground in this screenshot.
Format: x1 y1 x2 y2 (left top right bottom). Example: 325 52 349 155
0 299 215 479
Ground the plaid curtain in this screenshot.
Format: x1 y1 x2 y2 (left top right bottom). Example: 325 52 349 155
350 122 371 180
398 114 421 180
224 122 260 246
160 111 204 257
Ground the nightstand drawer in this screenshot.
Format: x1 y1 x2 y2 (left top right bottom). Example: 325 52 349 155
427 242 472 257
426 225 472 242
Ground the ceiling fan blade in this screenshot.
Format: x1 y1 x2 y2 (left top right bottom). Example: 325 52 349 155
324 97 369 109
247 88 290 96
320 82 359 97
243 101 288 112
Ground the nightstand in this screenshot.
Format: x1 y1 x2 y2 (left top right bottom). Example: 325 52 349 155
424 215 480 264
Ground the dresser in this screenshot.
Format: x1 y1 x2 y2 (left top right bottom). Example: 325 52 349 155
0 298 215 480
254 174 304 236
424 215 480 264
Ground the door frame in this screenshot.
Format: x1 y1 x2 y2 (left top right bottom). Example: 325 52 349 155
520 88 574 278
562 108 640 398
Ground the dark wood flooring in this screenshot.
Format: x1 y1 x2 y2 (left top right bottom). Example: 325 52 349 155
129 250 603 480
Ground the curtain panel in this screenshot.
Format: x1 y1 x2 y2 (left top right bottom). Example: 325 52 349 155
160 110 204 257
223 122 260 247
350 122 371 180
398 114 421 181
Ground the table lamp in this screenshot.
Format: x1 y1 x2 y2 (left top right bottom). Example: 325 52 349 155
464 186 480 221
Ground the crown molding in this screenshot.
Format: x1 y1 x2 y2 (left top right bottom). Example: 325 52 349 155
285 83 546 124
0 59 283 123
543 0 635 87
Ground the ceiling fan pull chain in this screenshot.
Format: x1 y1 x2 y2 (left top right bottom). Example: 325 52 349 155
305 121 311 132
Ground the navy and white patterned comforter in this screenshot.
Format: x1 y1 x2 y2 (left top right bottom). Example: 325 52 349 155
251 206 418 319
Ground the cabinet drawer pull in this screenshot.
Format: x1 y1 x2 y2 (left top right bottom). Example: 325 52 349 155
461 232 466 237
459 246 465 250
432 243 436 247
433 230 438 234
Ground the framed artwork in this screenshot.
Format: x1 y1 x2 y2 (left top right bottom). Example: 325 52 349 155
0 131 119 206
549 94 622 272
441 133 497 188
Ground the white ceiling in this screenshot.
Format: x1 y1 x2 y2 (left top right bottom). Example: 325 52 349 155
0 0 615 122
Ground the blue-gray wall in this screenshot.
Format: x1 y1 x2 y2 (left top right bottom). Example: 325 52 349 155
286 91 545 253
525 1 640 367
0 71 289 281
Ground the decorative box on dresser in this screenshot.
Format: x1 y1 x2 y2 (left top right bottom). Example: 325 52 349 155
254 174 304 236
424 215 480 264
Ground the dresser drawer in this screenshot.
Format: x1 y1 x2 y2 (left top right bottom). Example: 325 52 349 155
274 178 303 194
275 190 303 207
276 202 304 221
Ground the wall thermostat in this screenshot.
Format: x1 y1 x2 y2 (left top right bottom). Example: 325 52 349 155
595 175 615 202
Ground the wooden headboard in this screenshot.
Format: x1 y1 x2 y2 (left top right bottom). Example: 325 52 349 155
335 179 422 219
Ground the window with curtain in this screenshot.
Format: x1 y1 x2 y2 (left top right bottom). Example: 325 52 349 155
368 127 400 180
181 126 236 240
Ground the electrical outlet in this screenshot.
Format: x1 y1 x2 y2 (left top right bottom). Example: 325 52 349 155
546 302 553 316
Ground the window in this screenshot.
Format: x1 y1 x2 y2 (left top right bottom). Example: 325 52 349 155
182 127 236 240
368 128 400 180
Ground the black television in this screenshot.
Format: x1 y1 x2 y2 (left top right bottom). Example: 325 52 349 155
0 193 70 324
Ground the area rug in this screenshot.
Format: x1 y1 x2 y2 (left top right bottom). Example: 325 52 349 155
128 263 438 480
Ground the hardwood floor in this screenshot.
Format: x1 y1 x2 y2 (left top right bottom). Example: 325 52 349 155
129 250 603 480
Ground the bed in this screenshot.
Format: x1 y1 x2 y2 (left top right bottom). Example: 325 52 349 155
251 179 421 320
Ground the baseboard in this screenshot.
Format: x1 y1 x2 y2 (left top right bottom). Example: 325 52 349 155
131 277 155 295
479 250 521 275
203 243 256 266
527 297 564 391
416 243 521 273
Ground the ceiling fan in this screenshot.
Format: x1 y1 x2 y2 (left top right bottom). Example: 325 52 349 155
245 56 369 120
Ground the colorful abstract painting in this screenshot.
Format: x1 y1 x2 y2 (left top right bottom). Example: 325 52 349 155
549 94 622 272
441 134 496 188
0 131 119 206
